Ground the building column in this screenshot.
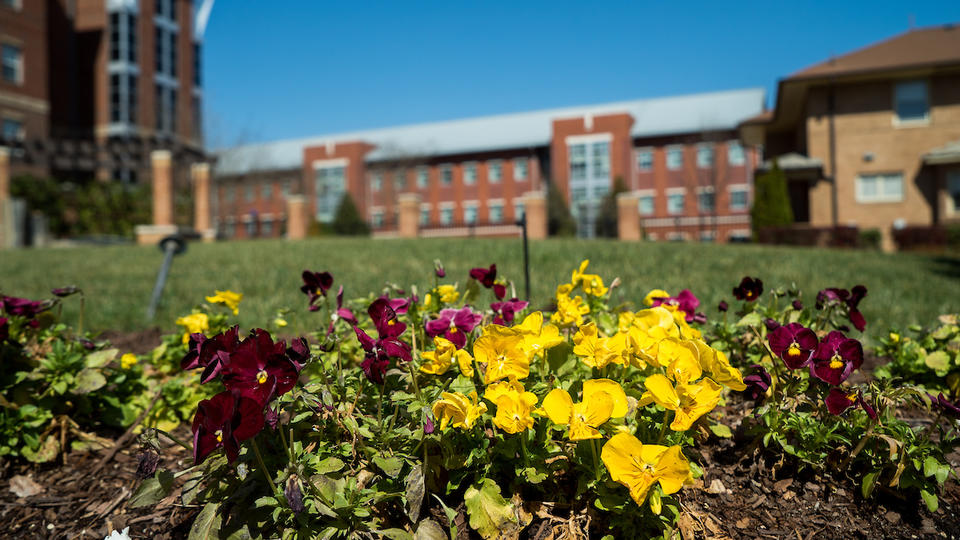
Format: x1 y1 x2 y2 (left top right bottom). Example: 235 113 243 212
397 193 421 238
616 191 641 241
152 150 174 226
519 191 547 239
286 195 308 240
0 147 9 249
191 162 215 242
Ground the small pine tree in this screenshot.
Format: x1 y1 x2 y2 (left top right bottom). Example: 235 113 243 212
547 182 577 237
594 176 628 238
750 161 793 235
331 193 370 236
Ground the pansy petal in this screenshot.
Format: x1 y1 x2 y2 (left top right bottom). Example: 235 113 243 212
583 379 629 418
541 388 574 425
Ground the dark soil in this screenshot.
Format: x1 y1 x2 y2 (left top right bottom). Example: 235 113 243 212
97 328 166 356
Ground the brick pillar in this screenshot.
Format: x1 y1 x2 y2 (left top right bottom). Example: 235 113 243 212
286 195 308 240
0 147 8 249
519 191 547 239
191 162 215 242
616 191 641 241
151 150 174 226
397 193 421 238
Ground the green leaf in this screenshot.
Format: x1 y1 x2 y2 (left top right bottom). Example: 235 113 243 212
73 368 107 394
463 479 517 540
85 348 118 368
861 470 880 498
415 519 448 540
920 489 938 512
315 457 344 474
521 467 548 484
736 312 763 328
923 456 939 478
129 470 175 508
188 502 223 540
709 423 733 438
21 435 59 463
254 496 278 508
935 463 950 484
375 529 414 540
405 463 425 522
374 455 405 478
924 351 950 373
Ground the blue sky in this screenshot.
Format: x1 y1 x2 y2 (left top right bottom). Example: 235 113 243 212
201 1 960 148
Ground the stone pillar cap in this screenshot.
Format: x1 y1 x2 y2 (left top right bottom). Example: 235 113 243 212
0 146 9 157
190 162 211 173
397 193 422 203
286 195 307 203
151 149 172 161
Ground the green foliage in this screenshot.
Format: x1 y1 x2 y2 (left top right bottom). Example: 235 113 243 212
874 315 960 394
859 228 882 250
750 161 793 234
331 194 371 236
594 176 628 238
547 182 577 237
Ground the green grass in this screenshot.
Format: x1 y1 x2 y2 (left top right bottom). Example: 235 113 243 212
1 238 958 344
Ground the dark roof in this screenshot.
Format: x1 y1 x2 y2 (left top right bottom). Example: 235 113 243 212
788 24 960 81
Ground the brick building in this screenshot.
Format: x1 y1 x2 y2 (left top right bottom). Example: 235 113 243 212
0 0 209 182
213 88 765 240
740 24 960 249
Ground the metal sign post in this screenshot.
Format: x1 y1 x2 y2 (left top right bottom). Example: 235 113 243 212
146 235 187 321
517 213 531 301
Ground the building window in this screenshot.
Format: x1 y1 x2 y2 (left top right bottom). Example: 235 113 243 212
666 147 683 170
489 203 503 223
514 159 528 180
637 149 653 171
193 42 201 87
315 164 347 222
2 44 22 84
1 0 22 10
730 188 748 210
2 118 23 140
856 173 903 203
638 195 654 215
894 80 928 123
464 163 477 185
225 186 235 203
727 141 745 166
262 183 272 200
489 160 502 183
419 207 431 226
569 144 587 181
591 142 609 177
440 207 453 225
282 180 291 197
464 205 478 224
514 202 525 219
394 169 406 190
947 171 960 214
372 210 384 229
156 0 173 19
697 190 715 212
261 218 273 237
697 145 714 168
440 165 453 186
245 218 257 238
245 184 254 202
667 192 685 214
371 172 382 192
417 167 429 188
699 230 715 243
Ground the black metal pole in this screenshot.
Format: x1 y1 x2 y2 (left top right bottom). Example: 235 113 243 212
147 243 177 320
519 213 531 301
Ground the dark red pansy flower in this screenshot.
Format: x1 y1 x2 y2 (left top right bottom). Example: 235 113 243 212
426 306 484 348
929 393 960 417
377 294 414 316
493 283 506 300
717 300 729 312
301 270 334 311
369 298 407 339
286 337 311 370
0 317 8 342
792 300 804 311
810 330 863 385
469 264 497 288
847 285 868 331
1 296 51 318
764 318 781 331
825 388 877 420
434 260 446 278
490 299 529 326
192 391 265 464
78 337 97 350
327 286 357 336
743 364 771 402
768 323 818 369
360 350 391 384
51 286 80 298
732 277 763 302
222 329 301 406
355 299 412 383
181 326 242 383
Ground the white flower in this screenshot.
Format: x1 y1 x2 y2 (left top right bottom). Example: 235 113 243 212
104 527 131 540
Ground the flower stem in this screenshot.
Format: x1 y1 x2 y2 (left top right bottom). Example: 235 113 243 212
519 431 530 468
158 429 192 451
658 410 673 444
250 438 279 495
590 438 602 480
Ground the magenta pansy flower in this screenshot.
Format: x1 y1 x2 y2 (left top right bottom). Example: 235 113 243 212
426 306 483 348
490 299 529 326
809 330 863 385
767 322 818 369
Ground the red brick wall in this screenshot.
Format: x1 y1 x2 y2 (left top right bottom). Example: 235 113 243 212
550 113 634 201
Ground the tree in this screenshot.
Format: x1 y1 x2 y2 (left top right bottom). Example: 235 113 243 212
547 182 577 237
750 161 794 235
594 176 629 238
331 193 370 236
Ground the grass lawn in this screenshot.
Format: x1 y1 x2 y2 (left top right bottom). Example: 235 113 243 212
1 237 957 343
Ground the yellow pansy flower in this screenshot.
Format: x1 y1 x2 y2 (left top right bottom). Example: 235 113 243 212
601 433 691 506
640 374 723 431
423 294 433 308
581 274 608 297
889 332 900 343
573 322 619 369
274 317 288 328
455 349 475 377
473 326 529 383
556 282 574 300
420 336 457 375
492 390 539 434
541 379 628 440
483 378 527 404
632 307 680 338
690 340 746 391
175 312 209 344
551 294 590 328
643 289 671 307
436 284 459 304
205 290 243 315
570 259 591 286
516 312 564 359
432 391 487 431
656 338 701 382
120 353 139 369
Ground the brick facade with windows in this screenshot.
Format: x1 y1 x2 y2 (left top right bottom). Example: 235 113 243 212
214 88 765 240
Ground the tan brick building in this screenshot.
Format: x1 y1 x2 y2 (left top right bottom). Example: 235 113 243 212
214 89 764 240
740 25 960 249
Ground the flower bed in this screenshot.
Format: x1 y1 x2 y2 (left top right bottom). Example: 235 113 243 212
1 261 958 538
